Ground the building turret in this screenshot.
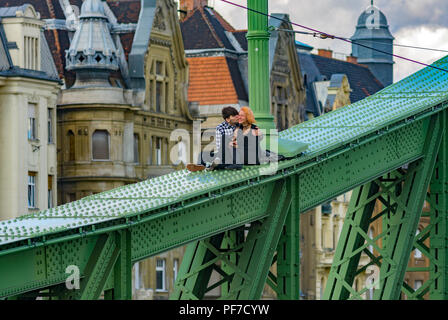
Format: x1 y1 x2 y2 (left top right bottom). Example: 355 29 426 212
65 0 118 87
351 1 394 86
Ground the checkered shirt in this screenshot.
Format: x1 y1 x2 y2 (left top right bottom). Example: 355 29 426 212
215 121 236 153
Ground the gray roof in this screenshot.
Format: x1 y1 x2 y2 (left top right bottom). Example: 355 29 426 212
66 0 119 73
0 5 31 18
0 8 59 82
0 19 13 71
268 13 289 73
128 0 157 89
40 30 59 79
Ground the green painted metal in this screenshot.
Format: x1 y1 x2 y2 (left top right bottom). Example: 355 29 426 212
77 234 119 300
375 113 443 299
273 175 300 299
112 229 132 300
428 110 448 299
323 113 444 300
225 180 291 299
247 0 276 133
171 179 291 300
1 53 448 298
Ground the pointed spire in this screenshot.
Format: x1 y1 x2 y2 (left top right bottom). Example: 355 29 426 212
65 0 118 87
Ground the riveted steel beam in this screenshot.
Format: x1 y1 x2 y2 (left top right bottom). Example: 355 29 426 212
324 113 443 300
428 110 448 299
274 175 300 299
170 179 291 300
224 179 291 299
77 234 120 300
376 114 443 299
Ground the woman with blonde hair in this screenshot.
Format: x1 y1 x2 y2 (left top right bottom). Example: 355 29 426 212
230 106 264 165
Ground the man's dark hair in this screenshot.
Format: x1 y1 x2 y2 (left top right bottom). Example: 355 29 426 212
222 106 239 120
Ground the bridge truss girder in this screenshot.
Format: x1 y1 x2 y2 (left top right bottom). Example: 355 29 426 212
324 113 444 300
0 107 447 300
170 178 296 300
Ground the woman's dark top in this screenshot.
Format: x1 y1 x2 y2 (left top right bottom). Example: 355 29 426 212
234 123 262 165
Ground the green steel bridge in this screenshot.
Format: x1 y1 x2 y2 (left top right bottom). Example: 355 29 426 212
2 0 448 300
1 55 448 300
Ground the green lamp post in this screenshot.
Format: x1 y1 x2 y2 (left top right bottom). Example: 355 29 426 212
246 0 276 149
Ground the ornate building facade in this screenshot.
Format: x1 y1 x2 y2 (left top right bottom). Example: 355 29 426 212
56 0 197 300
0 0 198 300
180 1 306 149
0 4 60 220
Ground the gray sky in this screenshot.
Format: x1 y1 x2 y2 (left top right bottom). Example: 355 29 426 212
209 0 448 82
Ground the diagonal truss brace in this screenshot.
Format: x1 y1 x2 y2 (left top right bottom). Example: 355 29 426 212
324 113 444 300
170 179 292 300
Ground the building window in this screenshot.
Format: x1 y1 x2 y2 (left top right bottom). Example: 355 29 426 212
48 175 53 208
68 193 76 203
414 229 423 258
148 135 152 165
320 277 325 299
173 259 179 287
333 223 337 250
156 81 162 112
48 109 54 143
92 130 109 160
156 137 162 165
134 134 140 164
156 61 163 75
150 60 170 113
28 172 37 208
134 262 141 290
414 280 423 291
178 141 187 165
68 130 75 161
276 104 282 130
28 103 37 140
156 258 166 291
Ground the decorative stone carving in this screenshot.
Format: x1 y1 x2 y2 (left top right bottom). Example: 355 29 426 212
153 7 166 31
28 92 39 104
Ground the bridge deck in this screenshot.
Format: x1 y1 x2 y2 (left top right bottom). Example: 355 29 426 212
1 55 448 249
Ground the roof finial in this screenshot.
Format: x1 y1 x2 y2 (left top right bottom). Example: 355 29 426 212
371 0 374 6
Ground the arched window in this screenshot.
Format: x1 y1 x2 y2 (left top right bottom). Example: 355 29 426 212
92 130 109 160
67 130 75 161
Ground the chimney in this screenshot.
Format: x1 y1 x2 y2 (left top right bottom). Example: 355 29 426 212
180 0 208 17
318 49 333 59
346 55 358 64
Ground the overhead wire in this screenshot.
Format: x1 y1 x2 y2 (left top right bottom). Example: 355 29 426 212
219 0 448 73
277 28 448 54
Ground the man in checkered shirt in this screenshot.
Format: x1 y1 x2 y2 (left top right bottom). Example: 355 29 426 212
187 106 240 172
